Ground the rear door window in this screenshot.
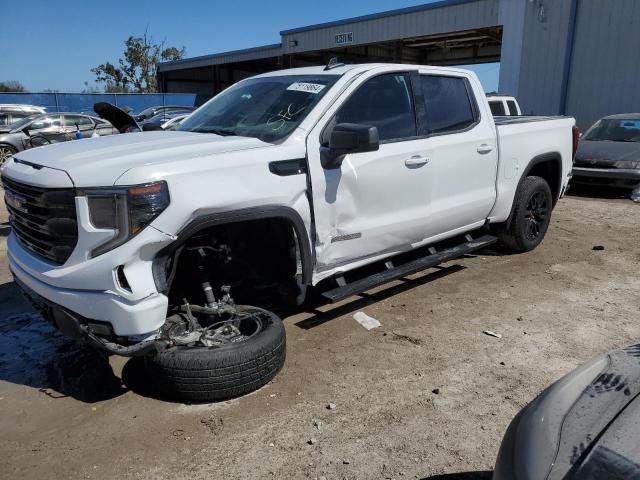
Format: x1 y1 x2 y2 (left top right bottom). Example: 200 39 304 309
333 73 417 142
420 75 477 134
489 100 506 116
64 115 94 128
506 100 519 116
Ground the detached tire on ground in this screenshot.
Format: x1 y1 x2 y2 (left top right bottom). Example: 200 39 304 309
145 306 286 402
496 175 553 253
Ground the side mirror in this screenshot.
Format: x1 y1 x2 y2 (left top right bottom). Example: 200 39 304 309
321 123 379 169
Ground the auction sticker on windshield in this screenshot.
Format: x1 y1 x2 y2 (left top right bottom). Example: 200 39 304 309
287 82 326 94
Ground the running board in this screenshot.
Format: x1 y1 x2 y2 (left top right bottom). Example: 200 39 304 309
321 234 498 303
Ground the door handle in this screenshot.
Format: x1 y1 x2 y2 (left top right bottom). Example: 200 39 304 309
477 144 494 154
405 155 430 167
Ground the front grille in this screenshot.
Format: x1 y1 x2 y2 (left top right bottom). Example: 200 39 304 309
2 176 78 265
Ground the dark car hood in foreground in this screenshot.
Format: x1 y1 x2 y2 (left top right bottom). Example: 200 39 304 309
494 344 640 480
575 140 640 167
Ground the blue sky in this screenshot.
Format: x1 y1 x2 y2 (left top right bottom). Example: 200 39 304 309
0 0 499 92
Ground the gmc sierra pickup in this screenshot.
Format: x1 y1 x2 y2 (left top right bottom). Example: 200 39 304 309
2 62 579 401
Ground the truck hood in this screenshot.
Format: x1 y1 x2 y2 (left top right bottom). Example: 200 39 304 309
11 131 271 187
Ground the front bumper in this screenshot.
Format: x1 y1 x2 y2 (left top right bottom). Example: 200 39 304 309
8 232 169 336
571 166 640 189
14 273 158 356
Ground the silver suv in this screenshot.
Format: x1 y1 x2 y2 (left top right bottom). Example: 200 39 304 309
0 104 46 126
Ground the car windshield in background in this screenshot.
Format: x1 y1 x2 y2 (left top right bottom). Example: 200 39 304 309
178 75 339 142
583 118 640 142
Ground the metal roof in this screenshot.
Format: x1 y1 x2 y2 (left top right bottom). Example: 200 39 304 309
158 0 492 71
280 0 481 35
158 43 282 71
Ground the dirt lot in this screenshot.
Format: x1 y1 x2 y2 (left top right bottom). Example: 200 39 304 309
0 191 639 480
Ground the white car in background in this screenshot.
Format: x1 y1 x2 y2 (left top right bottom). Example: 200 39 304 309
487 94 522 116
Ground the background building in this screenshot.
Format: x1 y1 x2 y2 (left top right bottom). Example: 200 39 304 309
158 0 640 129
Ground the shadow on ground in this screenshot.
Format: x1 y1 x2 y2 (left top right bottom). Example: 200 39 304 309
421 471 493 480
295 264 466 330
0 281 126 403
568 184 636 201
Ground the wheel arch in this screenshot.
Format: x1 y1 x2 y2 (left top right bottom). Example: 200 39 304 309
152 205 314 294
521 152 563 205
499 152 563 228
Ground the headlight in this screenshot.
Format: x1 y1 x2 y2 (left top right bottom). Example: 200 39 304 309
82 181 170 257
614 160 640 169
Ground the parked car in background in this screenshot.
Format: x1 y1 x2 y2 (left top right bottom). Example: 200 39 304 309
141 110 193 131
494 342 640 479
134 105 196 123
572 114 640 201
0 104 46 126
0 113 118 165
487 95 522 116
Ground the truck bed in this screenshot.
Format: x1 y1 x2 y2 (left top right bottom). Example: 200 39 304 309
489 115 576 223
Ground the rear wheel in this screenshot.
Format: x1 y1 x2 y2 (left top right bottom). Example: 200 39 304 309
496 176 553 252
144 305 286 402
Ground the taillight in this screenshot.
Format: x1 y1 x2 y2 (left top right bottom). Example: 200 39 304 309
572 126 580 161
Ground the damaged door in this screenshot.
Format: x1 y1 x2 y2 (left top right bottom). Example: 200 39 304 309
307 72 434 277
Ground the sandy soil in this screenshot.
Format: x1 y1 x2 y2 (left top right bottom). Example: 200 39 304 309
0 191 639 480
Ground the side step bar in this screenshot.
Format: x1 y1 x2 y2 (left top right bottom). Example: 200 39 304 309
321 234 498 303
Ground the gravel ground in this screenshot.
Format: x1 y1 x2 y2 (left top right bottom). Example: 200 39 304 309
0 191 638 480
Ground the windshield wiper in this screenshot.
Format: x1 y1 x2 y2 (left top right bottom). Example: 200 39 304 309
190 127 238 136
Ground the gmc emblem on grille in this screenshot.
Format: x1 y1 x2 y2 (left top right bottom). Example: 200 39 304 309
5 190 27 212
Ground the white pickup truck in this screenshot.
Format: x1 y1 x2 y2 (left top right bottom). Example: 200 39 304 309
2 63 578 401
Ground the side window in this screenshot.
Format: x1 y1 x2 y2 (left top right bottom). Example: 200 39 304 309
506 100 519 116
9 113 29 124
0 113 8 126
420 75 476 133
30 115 62 130
64 115 93 127
29 117 51 130
489 100 506 116
333 73 417 142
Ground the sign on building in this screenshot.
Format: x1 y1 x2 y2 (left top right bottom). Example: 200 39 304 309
335 32 354 45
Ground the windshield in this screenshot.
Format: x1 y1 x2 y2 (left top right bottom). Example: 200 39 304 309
8 115 39 131
178 74 339 142
584 119 640 142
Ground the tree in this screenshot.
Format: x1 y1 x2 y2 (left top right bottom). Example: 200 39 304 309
0 80 27 92
92 30 185 93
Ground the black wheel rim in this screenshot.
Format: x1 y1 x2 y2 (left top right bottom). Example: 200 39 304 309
524 191 548 241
